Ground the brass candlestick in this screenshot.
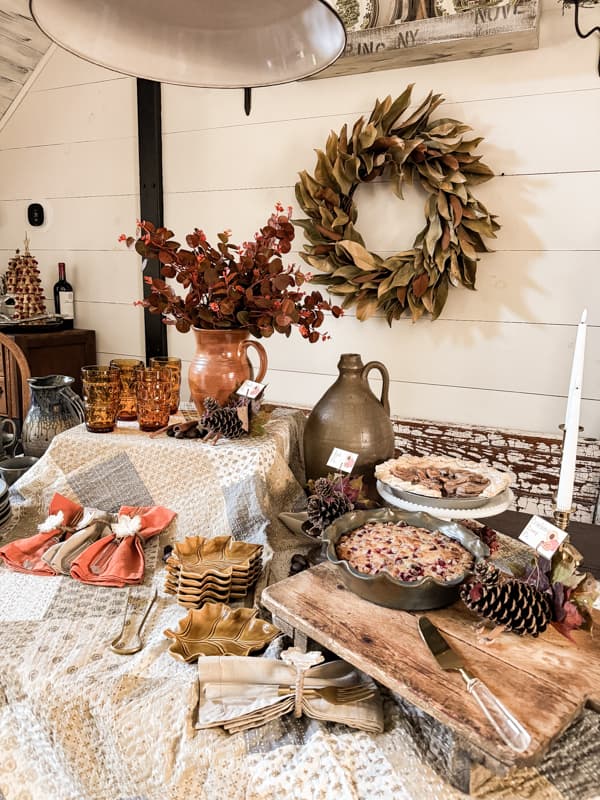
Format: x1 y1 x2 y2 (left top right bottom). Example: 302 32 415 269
552 506 574 532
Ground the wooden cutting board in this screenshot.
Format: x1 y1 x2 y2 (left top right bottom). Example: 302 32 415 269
262 562 600 783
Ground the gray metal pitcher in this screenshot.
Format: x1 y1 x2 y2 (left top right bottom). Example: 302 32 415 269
22 375 85 457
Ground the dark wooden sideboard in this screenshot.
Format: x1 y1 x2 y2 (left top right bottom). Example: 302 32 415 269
0 328 96 424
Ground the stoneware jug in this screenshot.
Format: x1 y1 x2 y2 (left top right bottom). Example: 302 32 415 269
188 328 267 412
303 353 395 489
22 375 85 457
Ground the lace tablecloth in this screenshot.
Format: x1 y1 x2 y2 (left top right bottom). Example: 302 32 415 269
0 410 598 800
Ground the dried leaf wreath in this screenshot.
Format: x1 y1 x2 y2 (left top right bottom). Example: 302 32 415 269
294 85 500 323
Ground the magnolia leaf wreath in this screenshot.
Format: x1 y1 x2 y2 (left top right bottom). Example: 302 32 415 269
294 85 500 323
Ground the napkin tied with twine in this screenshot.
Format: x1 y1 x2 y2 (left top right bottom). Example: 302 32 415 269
195 650 383 734
70 504 177 587
0 494 83 575
0 493 176 586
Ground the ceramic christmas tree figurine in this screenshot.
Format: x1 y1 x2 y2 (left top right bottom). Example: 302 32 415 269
5 236 47 320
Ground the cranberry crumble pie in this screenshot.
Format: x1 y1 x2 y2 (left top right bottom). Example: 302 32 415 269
335 520 474 582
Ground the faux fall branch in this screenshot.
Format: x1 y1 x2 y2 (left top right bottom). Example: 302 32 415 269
122 204 343 342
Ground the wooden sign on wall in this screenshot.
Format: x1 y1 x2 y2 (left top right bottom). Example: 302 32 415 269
317 0 540 78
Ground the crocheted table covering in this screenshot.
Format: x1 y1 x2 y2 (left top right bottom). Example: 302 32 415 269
0 410 598 800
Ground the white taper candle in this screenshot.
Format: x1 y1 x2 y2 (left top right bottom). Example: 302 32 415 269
556 309 587 512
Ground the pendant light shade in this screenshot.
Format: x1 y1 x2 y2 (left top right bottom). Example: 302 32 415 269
30 0 347 87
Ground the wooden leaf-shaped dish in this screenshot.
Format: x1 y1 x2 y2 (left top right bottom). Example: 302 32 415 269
164 603 279 662
172 535 262 571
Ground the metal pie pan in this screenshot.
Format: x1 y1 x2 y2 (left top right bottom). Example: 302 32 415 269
378 481 489 509
324 507 490 611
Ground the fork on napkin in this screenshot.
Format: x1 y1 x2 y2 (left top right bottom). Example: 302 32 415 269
195 648 383 734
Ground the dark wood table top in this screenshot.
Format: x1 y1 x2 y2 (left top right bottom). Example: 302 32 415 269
488 510 600 578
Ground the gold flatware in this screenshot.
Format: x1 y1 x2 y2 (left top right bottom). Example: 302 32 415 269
110 587 157 655
277 684 375 704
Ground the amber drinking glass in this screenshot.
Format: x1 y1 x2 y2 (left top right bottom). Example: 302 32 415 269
110 358 144 421
135 366 172 431
81 366 121 433
149 356 182 414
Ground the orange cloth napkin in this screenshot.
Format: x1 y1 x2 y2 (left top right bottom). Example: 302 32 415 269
0 494 83 575
70 504 176 587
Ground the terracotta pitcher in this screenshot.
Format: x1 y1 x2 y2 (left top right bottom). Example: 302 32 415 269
188 328 268 412
303 354 395 490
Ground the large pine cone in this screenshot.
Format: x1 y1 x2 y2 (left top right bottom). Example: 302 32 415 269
461 565 552 637
204 407 245 439
307 491 352 533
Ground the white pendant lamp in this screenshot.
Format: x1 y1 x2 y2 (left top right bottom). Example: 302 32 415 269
29 0 347 88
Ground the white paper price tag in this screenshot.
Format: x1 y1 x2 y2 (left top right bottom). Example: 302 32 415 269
236 380 266 399
326 447 359 474
519 515 568 560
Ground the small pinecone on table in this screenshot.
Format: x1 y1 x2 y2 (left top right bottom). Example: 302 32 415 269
460 561 552 637
204 406 245 439
306 478 352 533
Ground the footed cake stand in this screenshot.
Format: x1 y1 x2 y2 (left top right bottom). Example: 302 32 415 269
376 481 514 521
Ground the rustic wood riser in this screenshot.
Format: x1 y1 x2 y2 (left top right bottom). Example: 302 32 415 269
262 561 600 790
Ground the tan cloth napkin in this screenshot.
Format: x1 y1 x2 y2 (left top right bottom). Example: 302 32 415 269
42 508 113 574
196 655 383 734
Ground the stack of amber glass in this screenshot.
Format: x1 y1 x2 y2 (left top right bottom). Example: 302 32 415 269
135 366 172 431
81 366 121 433
164 535 263 608
110 359 144 421
149 356 181 414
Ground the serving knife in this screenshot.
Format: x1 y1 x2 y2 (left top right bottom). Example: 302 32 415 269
418 616 531 753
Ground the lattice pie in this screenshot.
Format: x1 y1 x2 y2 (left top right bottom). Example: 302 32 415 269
376 455 513 499
335 520 474 583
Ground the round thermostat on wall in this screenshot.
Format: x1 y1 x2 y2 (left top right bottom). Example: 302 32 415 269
27 203 44 226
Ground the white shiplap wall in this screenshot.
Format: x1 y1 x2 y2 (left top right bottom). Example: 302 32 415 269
0 48 144 365
162 0 600 437
0 2 598 438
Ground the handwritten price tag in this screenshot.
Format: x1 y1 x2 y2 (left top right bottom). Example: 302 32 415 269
519 515 568 560
326 447 359 474
236 380 266 399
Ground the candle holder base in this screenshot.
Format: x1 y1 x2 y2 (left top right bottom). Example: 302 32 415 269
552 506 574 532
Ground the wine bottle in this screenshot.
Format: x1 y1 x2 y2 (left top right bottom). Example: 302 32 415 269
53 262 74 329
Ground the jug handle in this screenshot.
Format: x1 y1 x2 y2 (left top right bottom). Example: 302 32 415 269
0 417 17 452
240 340 268 383
59 388 86 424
361 361 391 416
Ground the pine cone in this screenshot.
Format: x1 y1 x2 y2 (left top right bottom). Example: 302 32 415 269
307 491 352 533
312 477 332 498
461 567 552 637
204 407 245 439
472 560 502 585
201 397 220 419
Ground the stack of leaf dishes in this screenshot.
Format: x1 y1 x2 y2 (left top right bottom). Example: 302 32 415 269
165 535 263 608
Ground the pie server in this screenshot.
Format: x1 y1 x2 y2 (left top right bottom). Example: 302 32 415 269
418 616 531 753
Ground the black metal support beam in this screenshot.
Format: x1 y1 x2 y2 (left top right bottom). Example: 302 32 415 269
137 78 167 361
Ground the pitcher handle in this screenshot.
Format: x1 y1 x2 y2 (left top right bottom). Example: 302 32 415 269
361 361 391 416
59 388 86 424
240 340 268 383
